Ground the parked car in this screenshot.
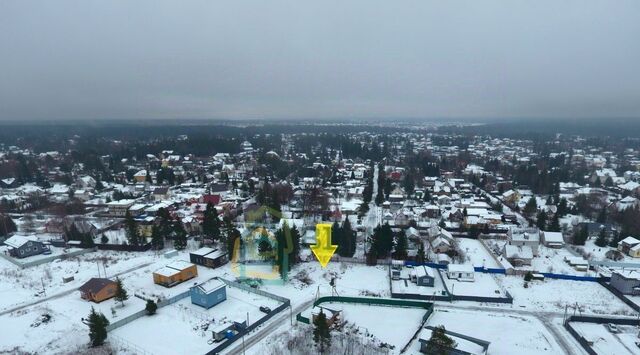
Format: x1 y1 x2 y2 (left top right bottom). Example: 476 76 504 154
259 306 271 314
606 323 619 333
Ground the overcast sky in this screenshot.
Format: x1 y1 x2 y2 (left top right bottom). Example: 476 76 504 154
1 0 639 121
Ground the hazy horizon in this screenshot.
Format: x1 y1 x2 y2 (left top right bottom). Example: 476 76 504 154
2 0 640 121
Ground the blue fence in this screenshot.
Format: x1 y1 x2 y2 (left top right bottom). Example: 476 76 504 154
540 273 606 282
404 262 508 275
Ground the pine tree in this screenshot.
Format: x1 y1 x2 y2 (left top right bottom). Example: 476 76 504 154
114 277 128 307
84 307 110 347
145 300 157 315
524 196 537 216
573 226 589 246
290 224 302 265
548 213 561 232
595 228 608 247
596 207 607 224
342 217 356 257
173 221 188 250
151 225 164 250
425 325 457 355
313 310 331 353
0 215 17 237
417 243 426 264
124 210 140 246
202 203 221 242
536 211 547 230
394 230 408 260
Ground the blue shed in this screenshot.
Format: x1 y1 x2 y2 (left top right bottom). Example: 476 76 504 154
190 279 227 309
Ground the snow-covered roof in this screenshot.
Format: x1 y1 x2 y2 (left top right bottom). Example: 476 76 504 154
3 235 39 248
193 279 226 294
542 231 564 244
503 244 533 259
447 264 474 273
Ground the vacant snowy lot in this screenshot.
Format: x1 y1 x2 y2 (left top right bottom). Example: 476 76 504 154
570 322 640 355
442 272 507 298
456 238 500 268
111 286 283 355
415 307 567 355
499 276 634 315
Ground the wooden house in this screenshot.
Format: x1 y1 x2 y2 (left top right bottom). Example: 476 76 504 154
79 278 117 303
153 260 198 287
189 247 228 268
190 279 227 309
4 235 46 259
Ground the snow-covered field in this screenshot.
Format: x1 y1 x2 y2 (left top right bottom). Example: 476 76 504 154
415 307 569 355
571 322 640 355
442 272 508 298
510 245 593 276
111 287 283 355
499 276 634 315
456 238 500 268
310 301 426 350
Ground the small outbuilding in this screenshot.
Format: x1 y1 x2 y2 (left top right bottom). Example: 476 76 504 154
447 264 475 282
79 278 117 303
541 231 565 248
153 260 198 287
410 266 436 287
189 247 228 268
190 279 227 309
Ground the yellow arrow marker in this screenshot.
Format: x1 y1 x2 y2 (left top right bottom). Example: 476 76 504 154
311 223 337 268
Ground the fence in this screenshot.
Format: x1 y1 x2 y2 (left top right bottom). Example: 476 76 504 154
564 315 640 355
106 290 190 332
598 279 640 312
108 333 153 355
97 243 152 252
296 296 433 324
0 247 96 269
539 273 605 282
589 259 640 269
217 277 290 304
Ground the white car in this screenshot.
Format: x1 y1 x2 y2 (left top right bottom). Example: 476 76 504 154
606 323 619 333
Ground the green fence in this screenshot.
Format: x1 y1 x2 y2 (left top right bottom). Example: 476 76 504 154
296 296 433 324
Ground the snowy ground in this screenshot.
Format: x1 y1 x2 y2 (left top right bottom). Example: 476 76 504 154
442 272 508 298
260 262 391 302
456 238 500 268
0 242 233 354
570 322 640 355
526 245 592 276
390 269 448 298
499 276 635 315
111 287 283 355
302 301 426 351
412 307 569 355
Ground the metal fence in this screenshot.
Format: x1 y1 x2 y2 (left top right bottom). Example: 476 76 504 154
296 296 433 324
598 279 640 312
0 247 96 269
564 315 640 355
106 290 190 332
